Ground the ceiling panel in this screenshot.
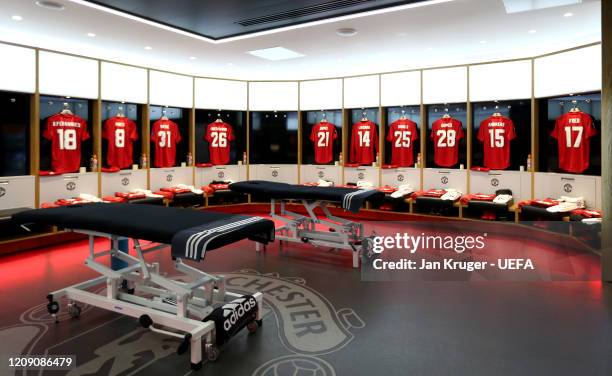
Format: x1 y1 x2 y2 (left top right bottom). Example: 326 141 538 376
86 0 428 39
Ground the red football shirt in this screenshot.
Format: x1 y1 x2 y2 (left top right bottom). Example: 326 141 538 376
151 119 182 168
350 121 379 165
386 119 418 167
310 121 338 164
551 111 596 173
477 115 516 170
103 116 138 169
205 121 235 165
43 113 90 173
431 117 464 167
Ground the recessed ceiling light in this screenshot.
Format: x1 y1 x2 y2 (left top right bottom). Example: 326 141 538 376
189 56 196 60
427 47 434 51
479 40 487 44
337 28 358 37
247 47 304 61
36 1 65 11
11 15 23 21
396 32 407 37
564 12 573 17
86 32 96 37
144 46 152 50
227 62 234 66
528 29 537 34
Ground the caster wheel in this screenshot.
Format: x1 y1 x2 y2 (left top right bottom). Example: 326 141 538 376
206 345 220 362
47 301 60 315
139 315 153 328
247 320 258 334
256 319 263 327
190 361 202 370
67 303 81 318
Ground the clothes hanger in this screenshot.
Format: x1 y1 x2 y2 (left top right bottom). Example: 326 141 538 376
116 106 125 117
400 108 406 120
492 105 502 117
215 111 223 122
161 109 169 120
569 100 581 113
60 102 73 115
361 110 368 121
321 111 328 122
442 107 450 119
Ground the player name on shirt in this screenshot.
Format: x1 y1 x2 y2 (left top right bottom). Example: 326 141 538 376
49 120 84 128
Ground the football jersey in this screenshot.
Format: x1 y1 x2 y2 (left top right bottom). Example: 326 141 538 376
103 116 138 169
43 113 90 173
386 119 418 167
350 120 379 165
205 121 235 165
310 121 338 164
551 111 596 173
477 115 516 170
431 117 464 167
151 119 182 168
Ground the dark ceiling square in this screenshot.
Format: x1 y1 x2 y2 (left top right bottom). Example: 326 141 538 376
86 0 429 40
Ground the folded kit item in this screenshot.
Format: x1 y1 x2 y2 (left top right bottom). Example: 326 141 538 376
581 218 602 224
344 163 360 168
176 184 204 195
571 209 602 218
195 163 213 168
356 181 374 189
101 167 120 173
317 179 334 187
529 199 560 208
381 164 398 169
493 194 513 205
210 183 230 191
40 202 60 209
390 184 415 198
441 189 462 201
202 186 215 195
160 187 192 194
78 193 103 202
559 196 585 208
103 196 126 203
378 185 397 194
129 188 164 198
153 190 174 199
546 202 581 213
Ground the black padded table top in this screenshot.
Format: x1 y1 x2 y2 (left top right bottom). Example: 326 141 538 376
12 204 274 261
229 180 384 212
0 207 31 221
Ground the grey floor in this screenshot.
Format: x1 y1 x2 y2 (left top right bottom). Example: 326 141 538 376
1 238 611 376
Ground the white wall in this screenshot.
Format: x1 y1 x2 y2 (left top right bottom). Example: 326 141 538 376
0 43 36 93
39 51 98 99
